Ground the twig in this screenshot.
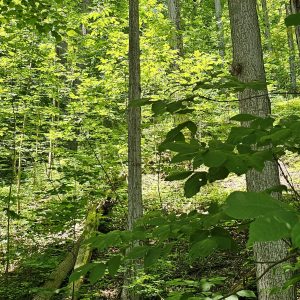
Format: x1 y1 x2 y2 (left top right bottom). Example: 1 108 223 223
275 158 300 201
219 252 298 300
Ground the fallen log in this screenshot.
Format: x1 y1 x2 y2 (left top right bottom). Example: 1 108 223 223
32 235 84 300
67 208 99 300
33 207 98 300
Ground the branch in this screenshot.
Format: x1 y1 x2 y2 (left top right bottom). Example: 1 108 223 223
219 252 298 300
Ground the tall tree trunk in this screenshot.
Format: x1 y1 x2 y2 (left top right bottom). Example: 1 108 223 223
128 0 143 233
286 3 297 92
121 0 143 299
228 1 296 299
167 0 184 56
214 0 225 58
291 0 300 59
260 0 272 50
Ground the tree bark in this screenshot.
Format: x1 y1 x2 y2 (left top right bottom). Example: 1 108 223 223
228 1 296 299
121 0 143 299
128 0 143 235
167 0 184 56
286 3 297 92
214 0 225 58
291 0 300 59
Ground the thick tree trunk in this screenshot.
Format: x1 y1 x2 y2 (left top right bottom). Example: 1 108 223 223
286 3 297 92
228 1 296 299
167 0 184 56
121 0 143 299
214 0 225 58
291 0 300 59
260 0 272 50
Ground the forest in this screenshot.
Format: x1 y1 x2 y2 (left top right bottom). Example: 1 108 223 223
1 0 300 299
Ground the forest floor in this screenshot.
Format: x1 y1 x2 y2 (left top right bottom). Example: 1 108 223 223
0 153 299 299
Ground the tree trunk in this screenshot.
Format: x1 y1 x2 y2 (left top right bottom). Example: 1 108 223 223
291 0 300 59
167 0 184 56
260 0 272 50
121 0 143 299
286 3 297 92
16 113 26 213
214 0 225 58
128 0 143 237
228 1 296 299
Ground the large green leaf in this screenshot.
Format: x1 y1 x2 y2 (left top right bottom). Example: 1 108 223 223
203 150 227 167
189 238 218 259
285 13 300 26
224 192 282 219
230 114 258 122
159 141 199 153
144 246 162 268
184 172 207 198
107 255 122 276
291 222 300 247
69 263 94 282
89 263 106 284
165 171 193 181
248 210 298 244
237 290 256 298
127 245 148 259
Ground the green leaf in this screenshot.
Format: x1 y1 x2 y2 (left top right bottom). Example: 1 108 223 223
189 238 218 259
129 98 151 107
285 13 300 26
89 263 106 284
208 166 230 182
171 152 196 163
159 141 199 153
203 150 227 167
291 222 300 247
230 114 258 122
248 210 297 244
69 263 94 282
165 171 193 181
126 245 148 259
225 155 248 175
260 129 292 144
237 290 256 298
152 100 166 115
107 255 122 276
224 191 282 219
184 172 207 198
144 246 162 268
225 296 239 300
